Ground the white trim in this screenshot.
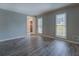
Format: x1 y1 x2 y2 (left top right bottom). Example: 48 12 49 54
38 34 54 38
0 36 25 42
56 13 67 38
62 39 79 44
38 34 79 44
1 34 79 45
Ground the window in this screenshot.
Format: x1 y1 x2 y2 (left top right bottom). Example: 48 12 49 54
30 21 33 32
56 13 66 38
38 17 43 33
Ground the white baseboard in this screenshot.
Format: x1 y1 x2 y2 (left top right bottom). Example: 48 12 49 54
62 39 79 44
1 34 79 45
38 34 54 38
38 33 79 44
0 36 25 42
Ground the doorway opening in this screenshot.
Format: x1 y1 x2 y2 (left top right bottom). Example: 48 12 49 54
30 21 33 32
27 16 36 35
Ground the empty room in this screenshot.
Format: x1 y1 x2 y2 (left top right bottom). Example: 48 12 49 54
0 3 79 56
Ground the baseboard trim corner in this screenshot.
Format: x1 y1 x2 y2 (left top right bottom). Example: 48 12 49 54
0 36 25 42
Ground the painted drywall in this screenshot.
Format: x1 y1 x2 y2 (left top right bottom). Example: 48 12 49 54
41 4 79 41
0 9 26 40
42 13 55 37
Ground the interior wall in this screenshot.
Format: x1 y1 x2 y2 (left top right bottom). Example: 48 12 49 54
41 4 79 41
42 13 55 37
0 9 26 40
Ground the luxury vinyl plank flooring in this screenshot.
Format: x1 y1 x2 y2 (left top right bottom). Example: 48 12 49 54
0 35 79 56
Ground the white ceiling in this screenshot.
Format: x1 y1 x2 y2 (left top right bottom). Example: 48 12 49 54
0 3 71 16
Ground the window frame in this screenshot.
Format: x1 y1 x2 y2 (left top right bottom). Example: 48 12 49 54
56 13 67 39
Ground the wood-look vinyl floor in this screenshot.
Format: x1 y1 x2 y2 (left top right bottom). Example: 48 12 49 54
0 35 79 56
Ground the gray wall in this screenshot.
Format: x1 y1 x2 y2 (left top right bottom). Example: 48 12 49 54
41 5 79 41
42 13 55 37
0 9 26 40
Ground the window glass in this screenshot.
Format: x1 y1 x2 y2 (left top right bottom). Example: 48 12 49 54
56 13 66 38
